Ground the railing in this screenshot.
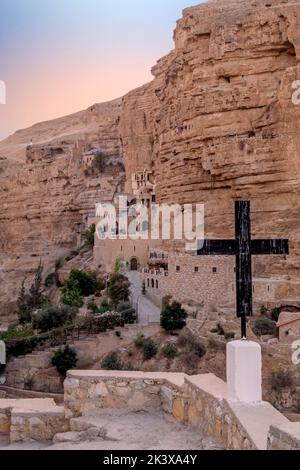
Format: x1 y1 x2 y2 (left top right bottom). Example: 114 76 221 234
5 313 125 358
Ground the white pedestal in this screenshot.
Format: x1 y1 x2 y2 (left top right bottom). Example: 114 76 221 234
227 340 262 403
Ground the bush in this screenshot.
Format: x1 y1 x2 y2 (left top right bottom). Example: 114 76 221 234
143 339 157 361
253 317 277 337
87 300 98 314
1 324 33 341
162 343 178 359
52 345 78 377
271 371 294 392
33 305 77 332
101 352 123 370
17 262 44 324
193 342 207 358
117 301 136 324
65 270 101 297
271 306 282 322
45 272 57 288
61 286 83 308
114 258 123 274
260 305 269 315
92 151 106 171
134 333 146 348
98 300 110 314
108 273 130 308
160 301 187 333
211 323 225 336
224 332 236 341
84 224 96 247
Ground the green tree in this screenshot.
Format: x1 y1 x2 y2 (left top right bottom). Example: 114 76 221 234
84 224 96 247
160 301 187 333
52 345 78 377
17 262 45 324
33 304 77 332
108 273 130 308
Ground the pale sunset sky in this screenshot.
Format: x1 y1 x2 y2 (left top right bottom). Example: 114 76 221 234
0 0 202 141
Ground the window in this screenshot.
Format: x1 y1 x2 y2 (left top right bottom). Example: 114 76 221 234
212 267 217 273
176 266 180 272
151 279 155 288
194 267 199 273
147 279 150 288
156 280 159 289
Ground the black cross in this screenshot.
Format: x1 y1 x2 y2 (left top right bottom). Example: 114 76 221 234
197 201 289 339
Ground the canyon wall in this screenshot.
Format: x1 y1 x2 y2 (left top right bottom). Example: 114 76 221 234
122 0 300 294
0 99 124 322
1 0 300 322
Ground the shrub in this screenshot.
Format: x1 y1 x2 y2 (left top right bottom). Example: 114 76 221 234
117 301 136 324
1 324 34 341
211 323 225 336
65 270 101 297
114 258 123 274
134 333 146 348
17 262 44 324
52 345 78 377
84 224 96 247
271 371 294 392
253 317 277 337
101 352 123 370
45 272 57 288
87 300 98 313
24 377 34 391
108 273 130 307
33 304 77 332
260 305 269 315
98 300 110 314
92 151 106 171
61 286 83 308
180 352 200 374
143 339 157 361
162 343 178 359
193 342 207 358
271 306 282 322
160 301 187 333
224 332 236 341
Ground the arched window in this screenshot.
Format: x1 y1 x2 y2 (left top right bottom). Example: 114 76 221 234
151 279 155 289
156 280 159 289
147 278 150 287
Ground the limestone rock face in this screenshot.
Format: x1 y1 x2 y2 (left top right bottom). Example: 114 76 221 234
0 99 124 322
122 0 300 291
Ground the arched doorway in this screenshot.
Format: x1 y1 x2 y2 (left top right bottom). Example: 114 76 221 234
130 257 138 271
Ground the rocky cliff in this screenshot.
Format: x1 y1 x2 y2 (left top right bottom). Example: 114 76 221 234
122 0 300 295
1 0 300 322
0 99 124 322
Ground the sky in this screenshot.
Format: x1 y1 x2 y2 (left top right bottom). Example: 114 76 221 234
0 0 202 141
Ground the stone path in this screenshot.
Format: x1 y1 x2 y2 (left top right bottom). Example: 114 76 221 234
126 271 161 325
0 410 220 450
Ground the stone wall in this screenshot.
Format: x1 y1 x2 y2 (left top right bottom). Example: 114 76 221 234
268 423 300 450
64 370 296 450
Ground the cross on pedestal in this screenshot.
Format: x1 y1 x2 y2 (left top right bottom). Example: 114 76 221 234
198 201 289 339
